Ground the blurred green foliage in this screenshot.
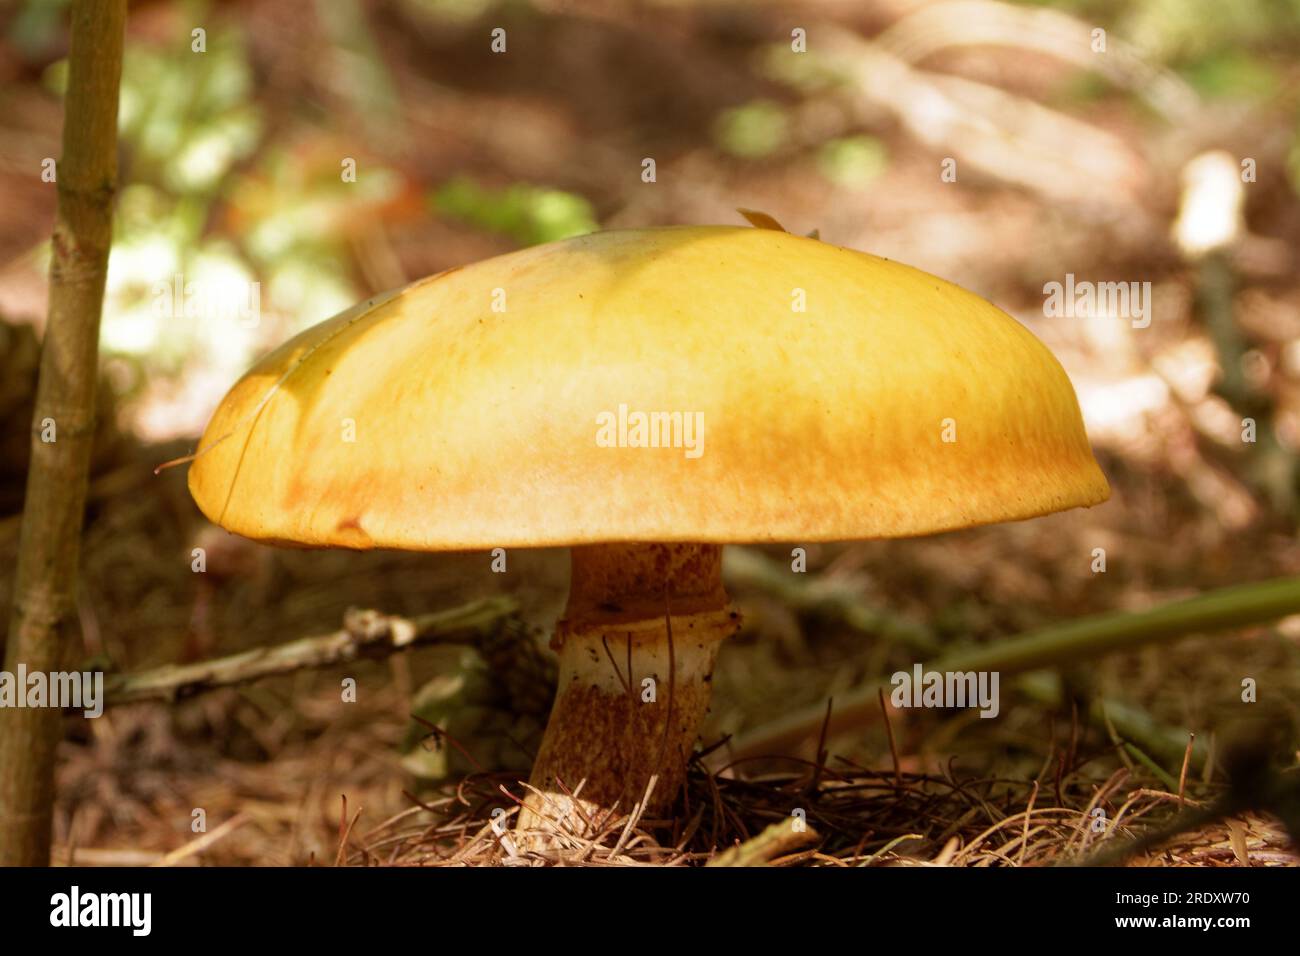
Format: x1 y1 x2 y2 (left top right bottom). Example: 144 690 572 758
313 0 401 134
433 176 597 246
116 29 262 193
1182 51 1281 98
1031 0 1300 74
7 0 71 59
1287 140 1300 200
41 22 272 373
36 6 400 394
714 99 789 159
1120 0 1300 61
399 0 501 26
817 136 888 188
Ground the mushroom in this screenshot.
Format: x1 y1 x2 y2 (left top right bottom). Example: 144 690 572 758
187 225 1108 835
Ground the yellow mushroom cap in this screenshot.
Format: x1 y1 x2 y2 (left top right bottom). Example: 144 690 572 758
188 226 1109 550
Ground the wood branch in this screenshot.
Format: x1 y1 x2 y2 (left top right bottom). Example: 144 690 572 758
102 597 519 706
0 0 127 867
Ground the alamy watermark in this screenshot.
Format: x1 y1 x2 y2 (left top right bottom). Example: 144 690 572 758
0 665 104 718
595 404 704 459
152 273 261 327
890 665 1000 718
50 886 151 936
1043 274 1151 328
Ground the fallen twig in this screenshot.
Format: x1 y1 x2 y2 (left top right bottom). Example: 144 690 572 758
101 596 519 706
706 820 820 867
152 813 250 867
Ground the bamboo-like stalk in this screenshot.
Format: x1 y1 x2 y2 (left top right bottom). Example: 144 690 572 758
721 575 1300 762
0 0 127 866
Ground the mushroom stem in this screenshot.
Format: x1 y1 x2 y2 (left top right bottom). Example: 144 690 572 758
519 543 739 837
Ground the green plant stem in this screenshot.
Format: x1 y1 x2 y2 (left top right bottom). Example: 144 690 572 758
720 575 1300 763
1017 672 1209 774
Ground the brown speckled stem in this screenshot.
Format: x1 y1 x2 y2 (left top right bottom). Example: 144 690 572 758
519 543 740 836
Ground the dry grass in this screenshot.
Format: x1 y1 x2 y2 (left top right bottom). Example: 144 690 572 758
45 679 1299 868
356 750 1299 868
